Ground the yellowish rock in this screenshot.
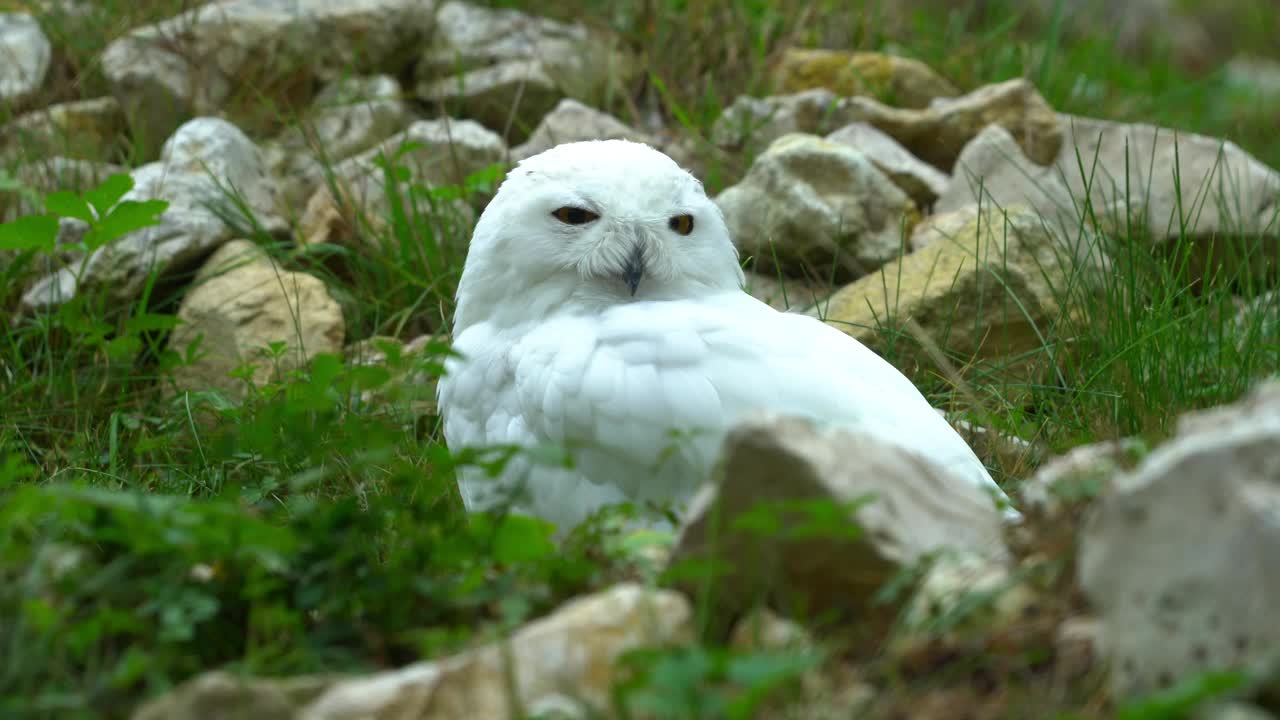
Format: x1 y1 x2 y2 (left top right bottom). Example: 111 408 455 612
168 240 346 401
820 206 1091 371
772 48 958 109
844 78 1062 170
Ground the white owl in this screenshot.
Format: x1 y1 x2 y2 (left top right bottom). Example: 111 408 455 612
437 140 1017 530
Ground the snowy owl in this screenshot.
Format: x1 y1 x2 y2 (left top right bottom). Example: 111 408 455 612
437 139 1017 531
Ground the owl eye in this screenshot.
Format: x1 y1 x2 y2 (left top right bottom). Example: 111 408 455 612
551 207 599 225
669 214 695 235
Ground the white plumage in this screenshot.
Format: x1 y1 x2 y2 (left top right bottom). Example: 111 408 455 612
438 139 1016 530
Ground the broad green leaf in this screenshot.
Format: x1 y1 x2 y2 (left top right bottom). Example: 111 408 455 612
44 191 95 223
490 514 556 564
83 173 134 216
124 312 182 334
0 214 59 252
84 199 168 251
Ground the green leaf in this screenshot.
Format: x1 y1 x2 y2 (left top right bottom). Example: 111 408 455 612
124 312 181 335
491 514 556 564
0 215 59 252
44 191 95 223
83 173 134 216
84 199 168 251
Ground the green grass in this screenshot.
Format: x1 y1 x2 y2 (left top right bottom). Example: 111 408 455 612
2 0 1279 718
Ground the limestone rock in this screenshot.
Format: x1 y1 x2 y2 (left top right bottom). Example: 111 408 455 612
1078 379 1280 700
1019 438 1143 520
1 97 125 161
936 124 1077 229
22 117 286 313
715 133 916 280
265 75 415 209
301 583 691 720
414 2 635 140
818 206 1095 370
167 240 345 400
297 118 502 252
742 270 835 312
667 413 1010 625
827 121 950 207
0 13 51 106
131 671 336 720
711 89 851 152
772 48 958 109
1056 114 1280 282
1 156 126 222
843 78 1063 171
511 98 648 162
1225 56 1280 103
100 0 434 150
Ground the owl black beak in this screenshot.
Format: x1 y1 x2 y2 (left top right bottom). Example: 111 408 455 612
621 243 645 296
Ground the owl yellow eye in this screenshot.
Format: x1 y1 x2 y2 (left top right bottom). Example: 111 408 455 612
669 214 695 235
552 207 599 225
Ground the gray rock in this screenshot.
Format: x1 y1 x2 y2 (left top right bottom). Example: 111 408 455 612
1225 56 1280 103
300 584 691 720
1 96 126 161
21 118 285 313
511 98 647 162
297 118 503 251
1018 438 1144 520
710 89 851 153
167 240 346 401
936 124 1078 231
265 74 415 209
843 78 1063 171
414 2 635 141
827 121 950 207
100 0 435 151
668 413 1010 626
1078 379 1280 700
715 133 916 280
1 156 126 222
1056 115 1280 282
131 671 337 720
0 13 51 106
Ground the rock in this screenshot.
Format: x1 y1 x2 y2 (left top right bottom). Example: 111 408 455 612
100 0 434 152
0 13 51 106
715 133 916 280
1056 115 1280 282
667 413 1010 626
771 48 958 109
300 583 691 720
729 608 815 652
742 270 835 312
843 78 1063 171
935 124 1077 230
22 118 285 313
297 118 502 252
899 549 1037 639
265 75 415 209
2 96 126 162
1 157 126 222
818 205 1096 371
511 98 647 162
1225 56 1280 103
131 671 336 720
1231 291 1279 354
711 89 851 153
1019 438 1143 520
1077 380 1280 700
827 122 950 207
167 240 345 400
414 2 635 141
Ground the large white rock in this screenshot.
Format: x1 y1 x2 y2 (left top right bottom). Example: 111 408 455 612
0 13 51 106
301 584 691 720
715 133 916 280
827 121 950 207
22 118 285 313
100 0 435 149
1078 379 1280 699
